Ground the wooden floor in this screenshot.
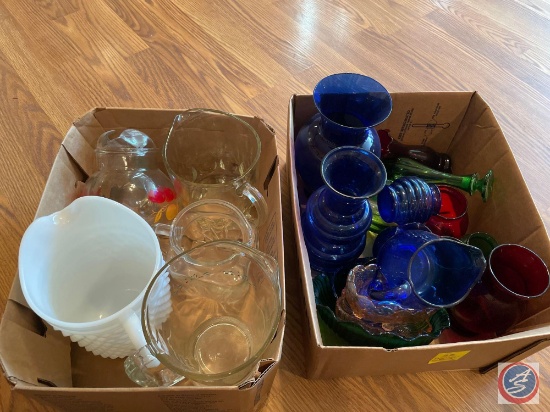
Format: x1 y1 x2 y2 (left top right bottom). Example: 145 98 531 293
1 0 550 410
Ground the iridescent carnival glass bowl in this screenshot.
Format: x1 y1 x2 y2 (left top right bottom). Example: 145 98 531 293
313 260 450 349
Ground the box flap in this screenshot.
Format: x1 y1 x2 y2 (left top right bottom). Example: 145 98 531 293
0 301 71 387
0 147 83 387
377 91 474 152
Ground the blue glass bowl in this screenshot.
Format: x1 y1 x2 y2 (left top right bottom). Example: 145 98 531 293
313 267 450 349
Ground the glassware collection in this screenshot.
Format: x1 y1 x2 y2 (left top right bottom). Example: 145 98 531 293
296 73 549 348
16 72 550 388
18 109 281 388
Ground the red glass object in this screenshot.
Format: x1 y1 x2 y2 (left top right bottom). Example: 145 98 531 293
449 244 549 337
378 129 452 172
148 186 176 203
426 185 468 238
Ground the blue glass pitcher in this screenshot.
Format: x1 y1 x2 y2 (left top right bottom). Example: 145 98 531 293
370 226 486 308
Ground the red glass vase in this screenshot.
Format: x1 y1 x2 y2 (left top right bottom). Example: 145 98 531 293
378 129 452 172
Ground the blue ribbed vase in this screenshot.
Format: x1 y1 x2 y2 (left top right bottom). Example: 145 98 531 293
377 176 441 225
301 146 386 273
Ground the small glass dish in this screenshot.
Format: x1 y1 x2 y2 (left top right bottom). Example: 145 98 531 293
313 261 450 349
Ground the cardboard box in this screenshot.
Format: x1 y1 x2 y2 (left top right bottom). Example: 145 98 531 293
0 108 286 410
288 93 550 379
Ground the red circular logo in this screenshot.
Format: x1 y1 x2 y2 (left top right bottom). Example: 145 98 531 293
498 362 539 404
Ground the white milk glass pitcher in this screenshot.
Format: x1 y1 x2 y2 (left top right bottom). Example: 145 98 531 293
18 196 164 359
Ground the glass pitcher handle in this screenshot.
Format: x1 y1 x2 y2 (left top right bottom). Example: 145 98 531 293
238 182 268 226
122 313 184 387
153 223 171 237
124 346 185 387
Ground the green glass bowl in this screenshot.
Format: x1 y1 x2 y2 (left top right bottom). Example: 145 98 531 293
313 272 450 349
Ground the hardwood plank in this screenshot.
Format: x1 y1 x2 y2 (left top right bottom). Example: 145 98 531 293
52 10 161 105
274 0 425 89
0 0 81 64
455 0 550 49
103 0 268 108
0 49 62 313
172 0 314 77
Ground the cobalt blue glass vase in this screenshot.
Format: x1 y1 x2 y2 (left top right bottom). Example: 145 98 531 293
301 146 387 274
377 176 441 225
294 73 392 194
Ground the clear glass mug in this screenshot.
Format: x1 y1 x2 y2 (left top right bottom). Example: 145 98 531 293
163 109 268 227
124 240 282 387
154 199 256 257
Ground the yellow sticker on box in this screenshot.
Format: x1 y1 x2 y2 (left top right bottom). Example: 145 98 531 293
429 351 470 364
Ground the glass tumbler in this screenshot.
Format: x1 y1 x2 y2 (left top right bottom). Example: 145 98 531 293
449 244 549 337
461 232 498 260
426 185 469 238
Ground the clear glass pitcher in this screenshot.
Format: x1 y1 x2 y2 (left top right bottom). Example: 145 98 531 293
124 240 282 387
83 129 179 227
163 109 268 227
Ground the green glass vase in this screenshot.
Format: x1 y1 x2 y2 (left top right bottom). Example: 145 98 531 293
386 158 494 202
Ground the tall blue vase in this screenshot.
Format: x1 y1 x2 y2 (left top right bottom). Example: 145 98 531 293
301 146 387 273
295 73 392 194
